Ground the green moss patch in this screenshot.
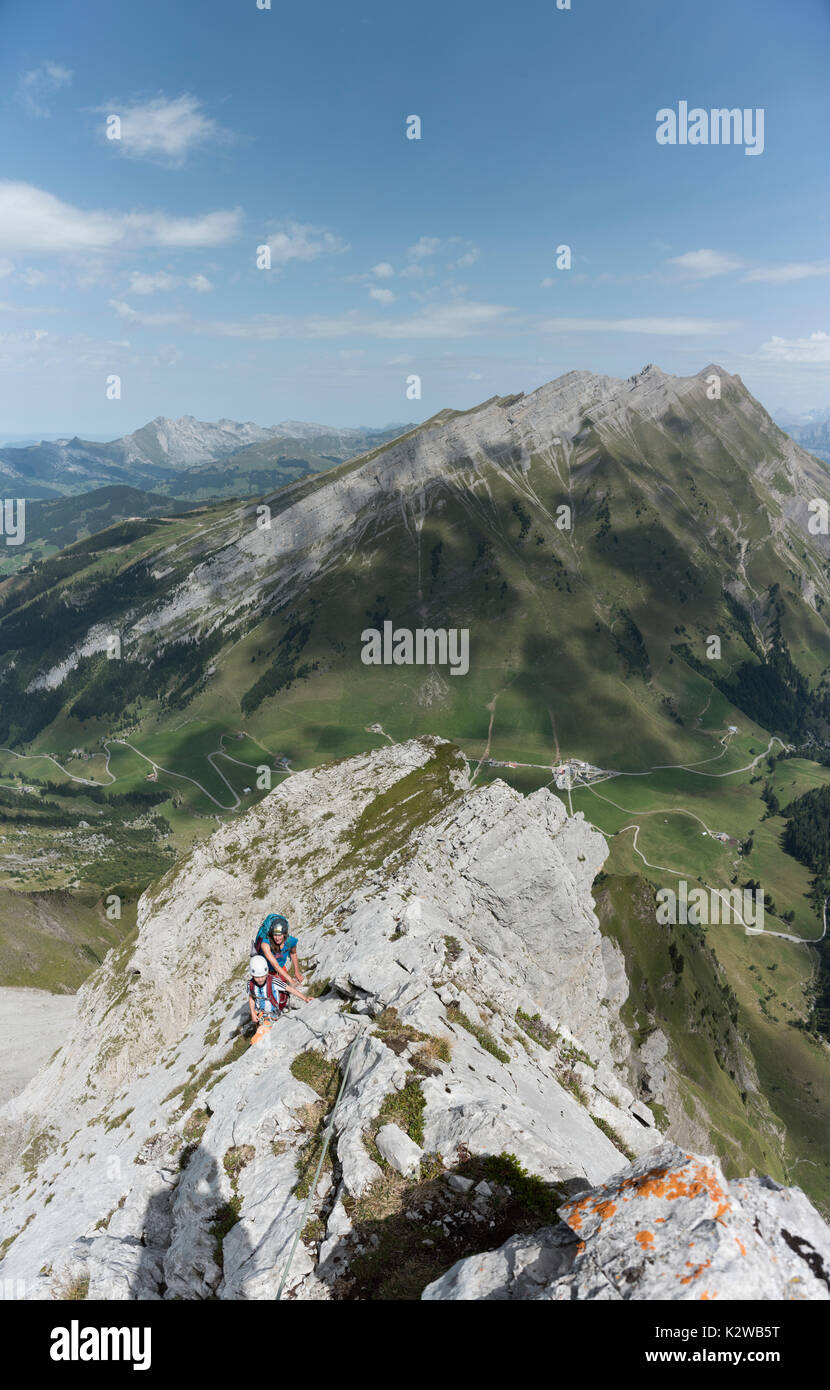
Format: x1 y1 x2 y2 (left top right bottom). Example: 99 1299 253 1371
516 1009 558 1050
290 1050 342 1103
372 1006 429 1054
104 1107 133 1132
373 1074 426 1149
446 1005 510 1064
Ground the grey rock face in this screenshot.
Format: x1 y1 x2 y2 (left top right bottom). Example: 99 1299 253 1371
0 738 655 1300
422 1143 830 1301
2 740 825 1301
375 1124 422 1178
638 1028 670 1103
422 1225 579 1300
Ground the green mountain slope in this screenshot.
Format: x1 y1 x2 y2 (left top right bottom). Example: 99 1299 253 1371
4 363 830 782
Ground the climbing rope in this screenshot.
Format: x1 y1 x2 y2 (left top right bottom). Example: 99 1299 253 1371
275 1035 359 1300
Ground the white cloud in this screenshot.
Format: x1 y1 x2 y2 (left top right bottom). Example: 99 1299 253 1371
325 300 512 340
540 316 737 335
667 249 744 278
265 222 349 267
206 299 513 341
109 299 186 327
0 183 242 253
17 61 72 118
466 371 482 380
0 183 123 252
669 253 830 285
372 262 395 278
369 287 396 304
107 94 229 165
127 269 214 295
0 261 48 287
126 210 240 248
128 270 177 295
540 277 554 289
405 236 478 268
407 236 441 260
744 261 830 284
0 327 49 352
0 302 55 314
759 331 830 363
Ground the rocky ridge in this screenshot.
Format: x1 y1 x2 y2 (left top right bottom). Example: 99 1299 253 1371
0 738 657 1299
1 737 827 1300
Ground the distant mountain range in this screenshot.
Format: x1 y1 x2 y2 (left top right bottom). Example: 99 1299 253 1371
5 363 830 768
775 407 830 463
0 415 412 503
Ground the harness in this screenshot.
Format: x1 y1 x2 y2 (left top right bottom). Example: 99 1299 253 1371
248 975 288 1016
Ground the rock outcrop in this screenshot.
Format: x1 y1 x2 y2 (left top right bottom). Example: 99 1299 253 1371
422 1143 830 1301
1 738 824 1301
0 738 662 1299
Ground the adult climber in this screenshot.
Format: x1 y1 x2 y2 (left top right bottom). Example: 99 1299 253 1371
251 912 305 988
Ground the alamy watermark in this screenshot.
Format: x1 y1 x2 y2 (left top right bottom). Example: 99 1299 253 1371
50 1321 151 1370
1 499 25 545
361 622 470 677
656 881 764 930
656 103 765 156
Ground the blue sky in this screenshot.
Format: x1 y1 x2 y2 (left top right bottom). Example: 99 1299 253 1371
1 0 829 435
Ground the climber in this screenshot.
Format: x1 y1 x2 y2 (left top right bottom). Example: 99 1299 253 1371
251 912 305 987
247 956 310 1031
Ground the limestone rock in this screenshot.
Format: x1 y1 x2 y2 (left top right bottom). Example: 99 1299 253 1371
375 1124 422 1178
422 1143 830 1301
0 739 659 1300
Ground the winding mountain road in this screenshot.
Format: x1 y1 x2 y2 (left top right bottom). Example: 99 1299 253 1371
0 730 286 812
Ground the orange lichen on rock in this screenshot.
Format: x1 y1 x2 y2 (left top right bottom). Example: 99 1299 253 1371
561 1157 732 1241
679 1258 712 1286
635 1230 654 1249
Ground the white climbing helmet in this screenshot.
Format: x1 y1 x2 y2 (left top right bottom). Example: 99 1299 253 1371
250 955 269 976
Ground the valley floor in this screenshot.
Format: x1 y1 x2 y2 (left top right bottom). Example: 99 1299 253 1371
0 987 76 1106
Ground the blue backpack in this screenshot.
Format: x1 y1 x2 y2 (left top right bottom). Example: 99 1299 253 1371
250 913 289 961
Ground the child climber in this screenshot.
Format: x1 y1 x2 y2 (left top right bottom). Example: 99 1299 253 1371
247 955 311 1035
